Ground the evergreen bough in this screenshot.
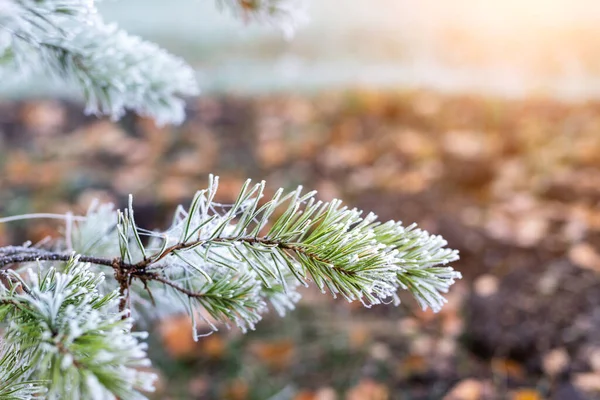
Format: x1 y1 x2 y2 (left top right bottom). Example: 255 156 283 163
0 1 461 398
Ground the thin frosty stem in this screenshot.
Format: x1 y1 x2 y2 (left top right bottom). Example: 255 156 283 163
0 213 87 224
0 252 116 270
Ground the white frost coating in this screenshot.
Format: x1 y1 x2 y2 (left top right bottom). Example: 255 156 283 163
0 0 196 125
0 0 311 124
44 23 198 125
0 175 460 398
0 260 156 399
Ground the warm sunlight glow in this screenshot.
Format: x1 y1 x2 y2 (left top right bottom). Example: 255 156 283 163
392 0 600 89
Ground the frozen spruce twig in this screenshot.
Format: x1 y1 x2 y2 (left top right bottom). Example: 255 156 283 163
0 176 460 398
0 0 307 124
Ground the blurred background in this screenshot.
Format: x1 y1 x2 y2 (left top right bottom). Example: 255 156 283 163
2 1 600 399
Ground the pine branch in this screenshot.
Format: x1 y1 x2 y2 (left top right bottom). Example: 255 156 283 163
0 259 155 400
0 0 197 125
39 24 198 125
141 176 460 315
1 175 460 333
0 175 460 396
1 0 307 124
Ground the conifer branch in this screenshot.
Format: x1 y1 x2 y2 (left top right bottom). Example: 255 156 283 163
0 182 460 398
0 0 197 124
0 259 155 399
1 175 461 339
0 0 307 124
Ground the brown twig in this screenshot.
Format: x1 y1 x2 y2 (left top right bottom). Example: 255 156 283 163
113 258 131 318
0 253 123 270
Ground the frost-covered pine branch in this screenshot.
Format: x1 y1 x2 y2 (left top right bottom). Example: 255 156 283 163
0 0 308 124
131 176 460 325
0 0 197 124
0 260 155 400
0 177 460 399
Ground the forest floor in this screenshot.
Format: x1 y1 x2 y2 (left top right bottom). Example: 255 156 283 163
1 91 600 399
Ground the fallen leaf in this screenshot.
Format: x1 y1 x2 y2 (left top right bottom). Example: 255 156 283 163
574 373 600 392
491 359 525 380
315 387 337 400
158 315 199 359
346 379 388 400
511 388 543 400
223 379 249 400
370 342 391 361
20 100 66 135
588 347 600 372
188 376 209 397
514 215 549 247
569 243 600 272
202 334 226 359
397 354 428 378
294 391 317 400
443 379 485 400
256 139 288 168
348 326 370 349
474 274 499 297
443 130 499 161
542 348 570 377
250 339 296 370
393 129 436 159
